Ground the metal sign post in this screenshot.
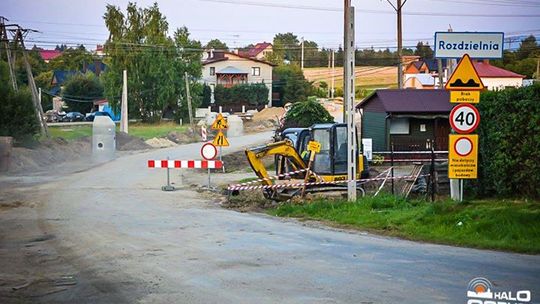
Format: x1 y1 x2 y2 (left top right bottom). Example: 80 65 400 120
201 143 218 189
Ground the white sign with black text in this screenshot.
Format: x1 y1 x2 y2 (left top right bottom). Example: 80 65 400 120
434 32 504 59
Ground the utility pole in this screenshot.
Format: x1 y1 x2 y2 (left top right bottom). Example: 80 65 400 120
344 0 357 202
536 57 539 81
327 51 331 98
301 37 305 70
15 28 49 137
0 17 18 91
184 71 194 127
120 69 128 133
331 49 335 99
383 0 407 89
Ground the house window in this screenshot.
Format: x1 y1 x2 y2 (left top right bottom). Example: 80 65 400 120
209 67 215 76
390 118 410 135
252 67 260 76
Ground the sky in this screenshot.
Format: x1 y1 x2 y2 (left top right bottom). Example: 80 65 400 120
3 0 540 51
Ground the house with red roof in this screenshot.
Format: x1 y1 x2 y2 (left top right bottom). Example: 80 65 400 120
473 60 525 91
39 49 62 63
239 42 273 60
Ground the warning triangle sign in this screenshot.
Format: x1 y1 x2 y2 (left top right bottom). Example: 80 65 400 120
211 113 228 130
212 130 229 147
445 54 485 91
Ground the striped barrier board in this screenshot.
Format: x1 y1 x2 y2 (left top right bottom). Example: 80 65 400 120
148 160 223 169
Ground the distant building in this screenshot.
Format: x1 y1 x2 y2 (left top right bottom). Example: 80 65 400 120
201 50 275 104
93 44 105 58
39 49 62 63
238 42 273 60
473 60 525 90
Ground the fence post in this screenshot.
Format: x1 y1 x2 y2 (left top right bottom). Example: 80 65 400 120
391 142 394 195
430 144 435 202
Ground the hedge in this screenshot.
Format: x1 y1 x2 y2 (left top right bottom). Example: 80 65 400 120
471 83 540 199
214 83 269 106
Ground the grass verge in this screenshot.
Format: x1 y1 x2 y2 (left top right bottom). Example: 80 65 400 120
47 122 187 141
269 195 540 254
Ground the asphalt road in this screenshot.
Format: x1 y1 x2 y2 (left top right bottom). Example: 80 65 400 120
1 131 539 304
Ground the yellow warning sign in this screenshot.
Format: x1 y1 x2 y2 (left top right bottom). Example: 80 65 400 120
448 134 478 179
307 141 321 153
211 113 228 130
450 90 480 104
445 54 485 91
212 130 229 147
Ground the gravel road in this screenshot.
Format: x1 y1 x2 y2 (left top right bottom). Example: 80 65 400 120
1 131 539 304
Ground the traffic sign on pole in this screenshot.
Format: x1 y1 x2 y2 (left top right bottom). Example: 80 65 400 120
445 54 485 91
448 134 478 179
449 104 480 134
213 130 229 147
211 113 228 130
201 142 218 160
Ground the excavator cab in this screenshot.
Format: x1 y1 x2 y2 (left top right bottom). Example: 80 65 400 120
276 123 369 181
245 123 368 200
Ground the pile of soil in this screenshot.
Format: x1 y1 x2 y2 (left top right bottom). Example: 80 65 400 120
252 107 285 122
244 120 277 133
8 133 152 174
166 130 200 144
116 132 152 151
9 137 91 174
144 137 177 148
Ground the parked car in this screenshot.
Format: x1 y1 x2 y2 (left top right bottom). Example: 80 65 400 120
61 112 85 122
85 111 113 122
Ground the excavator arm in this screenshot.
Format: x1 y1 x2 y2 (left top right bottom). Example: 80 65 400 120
245 140 307 186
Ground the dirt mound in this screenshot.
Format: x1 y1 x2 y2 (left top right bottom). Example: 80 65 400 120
252 107 285 122
144 137 177 148
116 132 152 151
244 120 276 133
166 130 199 144
9 137 91 174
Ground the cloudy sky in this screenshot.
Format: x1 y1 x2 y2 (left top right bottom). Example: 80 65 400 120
4 0 540 51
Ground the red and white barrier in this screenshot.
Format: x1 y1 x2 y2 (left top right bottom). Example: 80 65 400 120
148 160 223 169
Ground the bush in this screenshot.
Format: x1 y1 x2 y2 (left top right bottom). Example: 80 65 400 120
0 62 40 142
470 84 540 199
281 97 334 130
62 72 104 113
214 83 269 106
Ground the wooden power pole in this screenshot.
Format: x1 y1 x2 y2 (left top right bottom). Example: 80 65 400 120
0 17 18 92
14 28 49 137
384 0 408 89
184 72 193 127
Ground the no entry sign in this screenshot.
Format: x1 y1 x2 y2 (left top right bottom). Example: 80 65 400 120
201 142 218 160
449 104 480 134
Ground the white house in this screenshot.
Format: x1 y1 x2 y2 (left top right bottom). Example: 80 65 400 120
473 60 525 90
201 51 274 104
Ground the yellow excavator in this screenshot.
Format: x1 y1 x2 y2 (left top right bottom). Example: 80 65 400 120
244 123 369 200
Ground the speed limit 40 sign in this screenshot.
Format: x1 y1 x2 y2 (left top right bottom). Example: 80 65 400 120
449 104 480 134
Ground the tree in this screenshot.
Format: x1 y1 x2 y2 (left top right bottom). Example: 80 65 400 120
0 62 39 142
205 39 228 50
516 35 539 60
272 32 300 64
48 47 93 71
273 64 311 103
414 41 434 59
102 2 202 121
62 72 104 113
281 97 334 130
35 71 54 111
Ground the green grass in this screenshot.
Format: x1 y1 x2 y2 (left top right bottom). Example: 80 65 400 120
47 122 187 141
269 195 540 253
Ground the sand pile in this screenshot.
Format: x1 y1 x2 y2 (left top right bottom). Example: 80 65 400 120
144 137 177 148
166 130 199 144
252 107 285 122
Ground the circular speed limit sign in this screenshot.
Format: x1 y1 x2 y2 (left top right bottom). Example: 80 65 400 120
449 104 480 134
201 142 218 160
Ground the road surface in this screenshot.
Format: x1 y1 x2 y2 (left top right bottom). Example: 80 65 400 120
1 131 539 304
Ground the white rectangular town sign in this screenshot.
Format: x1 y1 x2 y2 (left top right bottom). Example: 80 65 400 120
434 32 504 59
